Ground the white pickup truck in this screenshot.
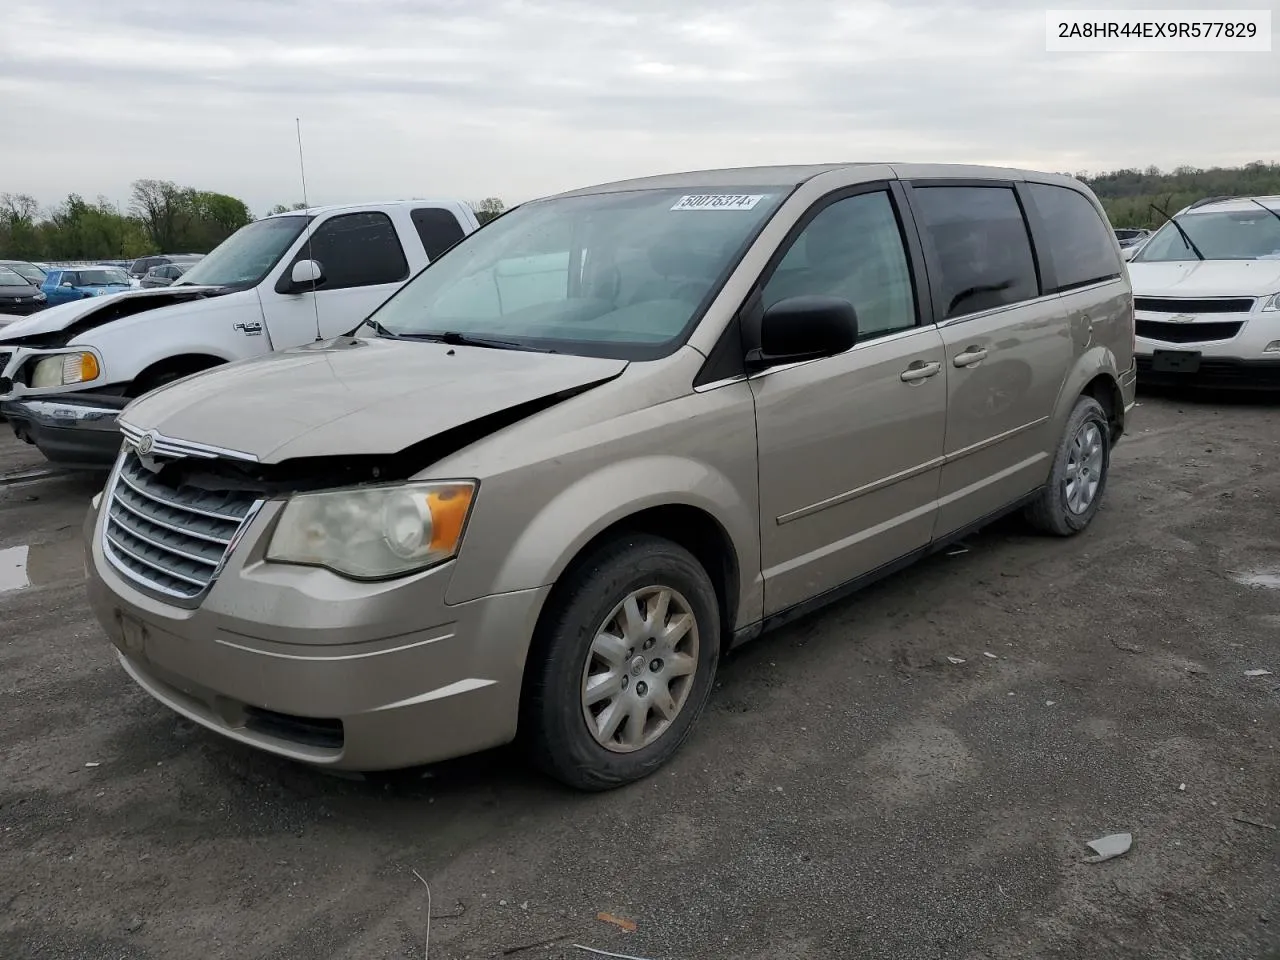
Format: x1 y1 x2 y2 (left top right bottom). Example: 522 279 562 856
0 199 480 468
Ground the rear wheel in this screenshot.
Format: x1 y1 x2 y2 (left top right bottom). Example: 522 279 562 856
1025 395 1111 536
521 534 721 791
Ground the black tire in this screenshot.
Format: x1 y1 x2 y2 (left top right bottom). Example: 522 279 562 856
521 534 721 791
1025 395 1111 536
130 361 220 398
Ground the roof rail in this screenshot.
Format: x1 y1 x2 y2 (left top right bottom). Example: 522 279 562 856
1187 195 1238 210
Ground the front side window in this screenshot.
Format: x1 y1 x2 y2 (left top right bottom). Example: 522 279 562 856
1134 208 1280 262
911 186 1040 319
372 187 789 359
1026 183 1122 292
289 212 409 290
178 216 310 290
761 191 917 340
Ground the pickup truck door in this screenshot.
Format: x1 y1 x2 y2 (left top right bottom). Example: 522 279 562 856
259 211 414 348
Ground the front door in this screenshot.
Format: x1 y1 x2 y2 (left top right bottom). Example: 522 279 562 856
751 187 948 615
905 183 1072 536
260 211 412 348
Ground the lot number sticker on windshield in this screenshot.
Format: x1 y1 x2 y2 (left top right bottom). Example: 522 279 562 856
671 194 768 211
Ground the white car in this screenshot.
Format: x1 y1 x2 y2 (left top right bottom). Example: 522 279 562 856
0 199 480 466
1127 195 1280 388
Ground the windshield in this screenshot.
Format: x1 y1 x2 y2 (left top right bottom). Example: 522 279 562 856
2 262 44 283
0 267 30 286
78 268 129 285
1135 209 1280 262
370 187 790 359
177 216 309 289
1115 229 1143 240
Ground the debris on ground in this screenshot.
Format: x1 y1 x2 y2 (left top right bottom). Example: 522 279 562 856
83 762 100 768
573 946 656 960
502 933 573 955
1110 638 1144 654
125 917 144 934
946 544 970 556
983 652 999 659
1231 814 1278 831
946 656 966 665
596 912 638 933
1083 832 1132 863
1244 669 1273 677
1179 783 1187 791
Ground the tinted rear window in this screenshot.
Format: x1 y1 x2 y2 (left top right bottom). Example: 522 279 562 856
1028 183 1122 292
410 207 467 260
910 185 1040 319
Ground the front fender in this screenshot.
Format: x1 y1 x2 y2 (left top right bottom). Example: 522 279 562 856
447 455 762 629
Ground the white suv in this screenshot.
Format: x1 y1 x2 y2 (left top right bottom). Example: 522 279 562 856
1128 195 1280 388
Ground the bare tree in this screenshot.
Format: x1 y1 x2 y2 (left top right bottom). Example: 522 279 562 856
473 197 506 224
0 192 39 225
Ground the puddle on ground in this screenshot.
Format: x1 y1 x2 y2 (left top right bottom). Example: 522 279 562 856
1233 569 1280 589
0 540 86 594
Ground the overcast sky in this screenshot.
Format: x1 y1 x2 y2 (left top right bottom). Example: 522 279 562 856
3 0 1277 216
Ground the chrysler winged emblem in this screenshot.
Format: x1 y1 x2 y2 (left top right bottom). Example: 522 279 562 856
136 431 156 456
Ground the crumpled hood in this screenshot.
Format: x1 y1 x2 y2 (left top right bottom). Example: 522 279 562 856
0 285 224 341
121 336 628 462
1129 260 1280 299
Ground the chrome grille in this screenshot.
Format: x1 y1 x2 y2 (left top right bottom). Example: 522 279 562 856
102 450 259 600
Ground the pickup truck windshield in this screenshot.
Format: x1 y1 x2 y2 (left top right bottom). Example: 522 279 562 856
371 187 789 359
177 215 309 290
1135 210 1280 262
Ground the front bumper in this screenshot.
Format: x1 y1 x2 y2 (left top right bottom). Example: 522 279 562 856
1 394 127 468
1134 310 1280 388
84 497 551 771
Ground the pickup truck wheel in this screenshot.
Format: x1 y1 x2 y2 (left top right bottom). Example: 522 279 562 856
129 359 222 398
521 534 720 791
1025 395 1111 536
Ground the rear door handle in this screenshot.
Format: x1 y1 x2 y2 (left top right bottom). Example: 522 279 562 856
953 348 988 367
900 360 943 383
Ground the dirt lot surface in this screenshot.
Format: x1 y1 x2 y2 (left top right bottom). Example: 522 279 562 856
2 393 1279 960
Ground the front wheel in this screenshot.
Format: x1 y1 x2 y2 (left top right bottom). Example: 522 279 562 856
1025 395 1111 536
521 534 721 791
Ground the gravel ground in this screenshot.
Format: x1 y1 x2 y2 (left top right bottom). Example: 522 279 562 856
2 392 1279 960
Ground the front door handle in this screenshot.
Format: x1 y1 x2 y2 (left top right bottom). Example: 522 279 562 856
900 360 943 383
953 347 988 367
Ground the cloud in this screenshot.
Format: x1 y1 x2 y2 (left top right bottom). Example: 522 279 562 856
1 0 1275 216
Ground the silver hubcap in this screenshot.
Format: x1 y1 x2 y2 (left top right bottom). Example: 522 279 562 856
580 585 700 753
1064 420 1104 515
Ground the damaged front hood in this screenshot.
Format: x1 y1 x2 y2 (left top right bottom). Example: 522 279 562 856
0 285 226 344
121 336 628 464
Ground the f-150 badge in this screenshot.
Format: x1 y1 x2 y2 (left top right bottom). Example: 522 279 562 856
234 321 264 336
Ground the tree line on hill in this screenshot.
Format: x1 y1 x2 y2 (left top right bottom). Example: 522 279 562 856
0 185 508 263
3 163 1278 262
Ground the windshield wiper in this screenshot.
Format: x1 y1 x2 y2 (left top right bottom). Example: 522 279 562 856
348 317 393 338
1246 197 1280 226
1151 203 1205 261
400 331 554 353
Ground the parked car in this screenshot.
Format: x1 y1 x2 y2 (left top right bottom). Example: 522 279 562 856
1127 195 1280 388
0 199 480 467
38 266 131 306
0 259 48 285
82 163 1136 790
0 266 47 323
139 262 192 288
126 254 203 283
1115 227 1150 249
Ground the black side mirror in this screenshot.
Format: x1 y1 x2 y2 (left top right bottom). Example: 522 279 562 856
747 295 858 370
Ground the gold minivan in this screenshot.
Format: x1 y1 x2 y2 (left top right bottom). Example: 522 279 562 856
85 163 1136 790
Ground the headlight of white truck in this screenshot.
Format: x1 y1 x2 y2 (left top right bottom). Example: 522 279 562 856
266 481 477 579
30 352 100 388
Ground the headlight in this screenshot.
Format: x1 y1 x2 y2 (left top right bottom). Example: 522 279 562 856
33 292 46 302
266 481 477 579
1262 293 1280 312
30 352 101 388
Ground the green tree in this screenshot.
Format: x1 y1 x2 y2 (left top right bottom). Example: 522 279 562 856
266 202 309 216
473 197 506 224
130 179 196 251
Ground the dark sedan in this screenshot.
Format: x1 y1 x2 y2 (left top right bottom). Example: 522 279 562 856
0 259 47 286
0 265 47 323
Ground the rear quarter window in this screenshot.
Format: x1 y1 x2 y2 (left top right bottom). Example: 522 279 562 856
1027 183 1122 292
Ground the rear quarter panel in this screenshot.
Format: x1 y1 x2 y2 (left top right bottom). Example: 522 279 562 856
1048 278 1133 437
